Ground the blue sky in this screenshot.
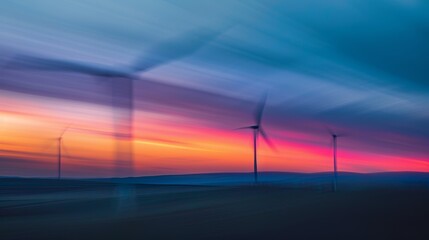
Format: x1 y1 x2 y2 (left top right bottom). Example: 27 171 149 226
1 0 429 176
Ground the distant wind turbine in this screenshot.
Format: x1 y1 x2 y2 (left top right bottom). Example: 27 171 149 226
57 125 71 179
8 25 230 176
327 128 346 192
236 94 276 184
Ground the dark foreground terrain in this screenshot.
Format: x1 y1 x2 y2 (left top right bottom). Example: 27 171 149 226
1 174 429 240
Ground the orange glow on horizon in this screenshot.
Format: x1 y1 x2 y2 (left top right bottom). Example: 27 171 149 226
2 93 429 178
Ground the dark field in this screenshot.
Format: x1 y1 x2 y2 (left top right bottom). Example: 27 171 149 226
1 176 429 240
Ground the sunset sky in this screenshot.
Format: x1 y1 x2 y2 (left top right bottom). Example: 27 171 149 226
1 0 429 177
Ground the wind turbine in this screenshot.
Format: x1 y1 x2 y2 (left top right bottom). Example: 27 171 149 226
236 94 276 184
57 125 71 179
327 128 345 192
8 25 229 177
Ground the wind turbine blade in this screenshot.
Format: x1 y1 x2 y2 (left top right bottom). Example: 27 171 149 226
260 127 276 151
62 145 70 157
254 93 267 126
234 126 254 130
39 139 57 152
325 125 334 135
8 55 129 77
59 123 73 138
336 133 349 138
325 125 349 138
69 127 116 138
131 25 231 73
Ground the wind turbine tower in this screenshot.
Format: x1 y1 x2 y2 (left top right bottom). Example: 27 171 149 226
332 133 338 192
328 129 346 192
57 126 69 179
